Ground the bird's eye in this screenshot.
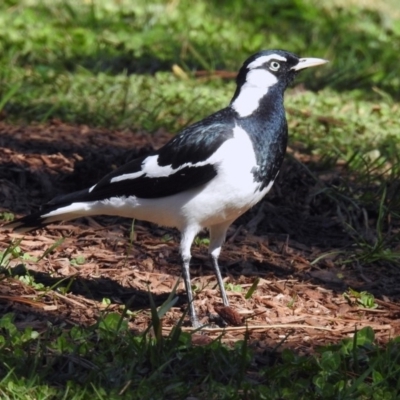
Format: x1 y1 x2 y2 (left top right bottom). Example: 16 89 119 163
269 61 280 71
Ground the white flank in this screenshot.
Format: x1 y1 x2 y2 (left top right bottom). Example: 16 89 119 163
231 69 278 117
247 54 287 69
264 180 274 193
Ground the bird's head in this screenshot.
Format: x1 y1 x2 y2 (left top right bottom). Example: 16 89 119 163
231 50 328 117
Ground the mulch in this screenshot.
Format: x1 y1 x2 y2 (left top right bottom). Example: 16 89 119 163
1 120 400 353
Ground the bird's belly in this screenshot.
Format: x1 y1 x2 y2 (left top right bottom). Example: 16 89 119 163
181 168 272 228
100 179 271 230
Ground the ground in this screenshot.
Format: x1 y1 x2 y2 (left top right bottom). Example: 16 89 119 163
1 121 399 353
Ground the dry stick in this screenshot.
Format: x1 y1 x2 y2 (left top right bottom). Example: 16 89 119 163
163 324 334 333
52 291 87 308
164 323 394 334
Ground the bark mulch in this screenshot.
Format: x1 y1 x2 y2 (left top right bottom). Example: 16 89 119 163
1 121 400 353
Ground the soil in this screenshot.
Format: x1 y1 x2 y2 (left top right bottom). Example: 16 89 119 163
1 120 400 353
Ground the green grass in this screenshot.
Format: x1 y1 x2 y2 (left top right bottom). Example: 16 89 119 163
1 0 400 129
1 310 400 399
1 0 400 397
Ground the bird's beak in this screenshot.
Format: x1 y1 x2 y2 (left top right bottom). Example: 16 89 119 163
291 57 329 71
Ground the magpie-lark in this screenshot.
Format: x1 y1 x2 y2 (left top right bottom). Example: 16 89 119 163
2 50 327 327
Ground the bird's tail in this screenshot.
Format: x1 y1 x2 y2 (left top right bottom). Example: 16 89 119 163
1 188 93 234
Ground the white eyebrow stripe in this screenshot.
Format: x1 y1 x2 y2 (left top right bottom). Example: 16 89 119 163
248 54 287 69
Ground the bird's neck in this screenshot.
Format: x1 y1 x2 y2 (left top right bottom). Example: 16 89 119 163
230 73 286 118
231 85 288 189
230 83 287 134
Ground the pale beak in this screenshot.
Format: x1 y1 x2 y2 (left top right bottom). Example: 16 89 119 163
291 57 329 71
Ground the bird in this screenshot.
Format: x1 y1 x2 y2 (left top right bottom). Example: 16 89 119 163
1 50 328 327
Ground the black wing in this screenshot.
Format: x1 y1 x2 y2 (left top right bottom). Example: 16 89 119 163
49 108 235 205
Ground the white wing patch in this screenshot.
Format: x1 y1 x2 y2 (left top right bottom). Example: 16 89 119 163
109 151 216 184
109 155 178 184
88 184 97 193
109 170 145 183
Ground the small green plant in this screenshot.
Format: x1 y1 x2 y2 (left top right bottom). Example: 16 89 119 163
18 274 45 291
36 238 65 262
245 277 260 299
287 294 298 309
0 239 23 268
123 219 137 268
194 236 210 246
0 212 14 222
225 282 243 293
344 288 378 309
344 187 400 266
101 297 112 307
21 253 38 262
0 313 40 347
161 233 174 242
70 255 86 266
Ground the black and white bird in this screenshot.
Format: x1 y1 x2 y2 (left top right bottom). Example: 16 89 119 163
2 50 327 327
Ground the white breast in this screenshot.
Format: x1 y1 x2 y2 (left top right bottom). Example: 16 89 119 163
179 124 271 225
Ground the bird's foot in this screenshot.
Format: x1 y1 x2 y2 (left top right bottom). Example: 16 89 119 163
190 317 203 329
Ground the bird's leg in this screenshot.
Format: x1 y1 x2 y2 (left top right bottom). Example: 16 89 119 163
209 221 233 307
210 253 229 306
181 254 200 328
180 227 201 328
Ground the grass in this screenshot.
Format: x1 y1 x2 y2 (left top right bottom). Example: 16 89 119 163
1 0 400 397
1 307 400 399
1 0 400 129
